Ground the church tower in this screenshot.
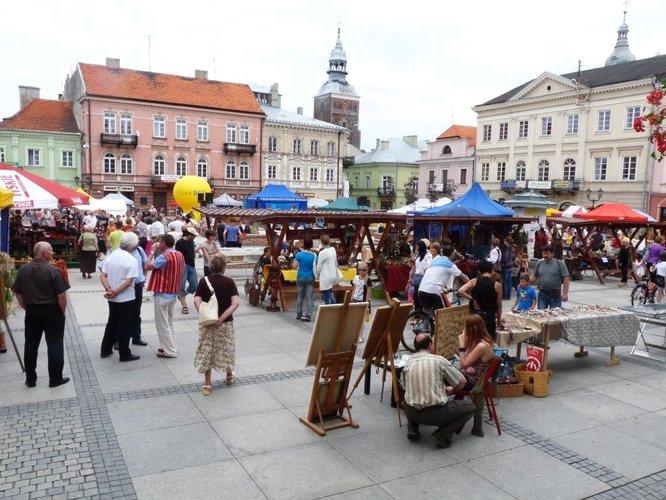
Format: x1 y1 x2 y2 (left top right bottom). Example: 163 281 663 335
314 28 361 148
605 9 636 66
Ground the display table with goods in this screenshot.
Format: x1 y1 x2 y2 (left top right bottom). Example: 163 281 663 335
503 305 639 367
619 303 666 363
382 263 410 294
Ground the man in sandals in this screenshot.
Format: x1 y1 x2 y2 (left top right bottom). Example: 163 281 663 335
146 234 184 358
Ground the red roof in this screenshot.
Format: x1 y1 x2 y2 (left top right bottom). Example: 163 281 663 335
0 99 80 133
78 63 264 115
436 125 477 146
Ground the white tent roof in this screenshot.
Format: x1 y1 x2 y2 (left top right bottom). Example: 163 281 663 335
388 197 451 214
307 197 329 208
561 205 588 217
212 193 242 206
102 192 134 206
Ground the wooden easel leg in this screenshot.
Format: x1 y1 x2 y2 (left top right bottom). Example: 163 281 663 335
574 345 588 358
3 320 24 372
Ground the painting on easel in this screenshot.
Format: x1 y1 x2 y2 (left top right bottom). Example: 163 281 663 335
305 302 367 366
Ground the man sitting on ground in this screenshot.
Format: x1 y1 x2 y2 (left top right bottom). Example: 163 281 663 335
402 333 474 448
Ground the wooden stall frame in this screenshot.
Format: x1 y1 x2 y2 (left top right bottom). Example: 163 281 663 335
0 275 24 372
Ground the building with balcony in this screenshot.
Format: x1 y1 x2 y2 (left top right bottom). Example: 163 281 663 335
473 16 666 217
0 86 81 187
348 136 426 210
63 58 264 211
418 125 476 200
252 83 350 200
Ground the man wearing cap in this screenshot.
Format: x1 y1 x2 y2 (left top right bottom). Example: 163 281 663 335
176 227 198 314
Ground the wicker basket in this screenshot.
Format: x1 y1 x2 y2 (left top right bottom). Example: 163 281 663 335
514 364 550 398
495 381 524 398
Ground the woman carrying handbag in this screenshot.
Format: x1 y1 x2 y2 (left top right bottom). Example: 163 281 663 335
193 254 240 396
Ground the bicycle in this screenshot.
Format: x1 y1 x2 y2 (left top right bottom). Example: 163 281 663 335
630 276 657 306
401 289 462 353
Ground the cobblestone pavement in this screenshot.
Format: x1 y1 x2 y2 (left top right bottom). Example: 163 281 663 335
1 269 666 499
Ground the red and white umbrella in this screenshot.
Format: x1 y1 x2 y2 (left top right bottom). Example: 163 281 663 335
0 163 88 209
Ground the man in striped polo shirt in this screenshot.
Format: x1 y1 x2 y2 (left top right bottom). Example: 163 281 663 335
403 334 474 448
145 234 185 358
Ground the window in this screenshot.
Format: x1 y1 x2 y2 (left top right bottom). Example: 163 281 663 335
441 170 448 185
353 175 359 188
175 118 187 140
0 146 5 162
518 120 529 139
226 160 236 179
496 162 506 181
120 153 133 175
365 175 371 189
176 156 187 176
563 158 576 180
482 124 492 142
292 165 301 181
120 113 132 135
499 122 508 140
153 155 165 176
594 157 608 180
326 169 334 182
442 145 452 154
153 116 166 138
267 165 277 179
103 153 116 174
597 110 611 132
541 116 552 137
625 106 641 129
292 139 303 154
428 170 435 185
515 161 526 181
268 137 278 152
103 112 116 134
459 168 467 185
310 140 320 156
197 158 208 178
327 141 336 156
309 167 318 181
239 161 249 180
622 156 637 180
27 148 41 167
239 125 249 144
61 150 74 168
537 160 550 181
197 121 208 142
481 162 490 182
226 124 237 143
566 113 579 135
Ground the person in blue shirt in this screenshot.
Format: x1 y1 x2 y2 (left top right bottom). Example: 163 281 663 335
292 237 316 321
512 273 537 313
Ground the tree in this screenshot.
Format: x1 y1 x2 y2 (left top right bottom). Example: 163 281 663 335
403 175 419 205
427 179 457 203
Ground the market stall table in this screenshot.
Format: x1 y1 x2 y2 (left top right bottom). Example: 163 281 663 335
383 264 410 294
503 306 639 367
619 304 666 363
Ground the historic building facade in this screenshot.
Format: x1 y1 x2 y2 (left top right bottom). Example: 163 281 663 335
253 83 349 200
473 17 666 217
418 125 476 200
313 29 361 150
348 136 426 210
63 58 264 211
0 87 81 186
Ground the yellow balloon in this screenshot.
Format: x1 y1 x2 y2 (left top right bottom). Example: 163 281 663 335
172 176 211 219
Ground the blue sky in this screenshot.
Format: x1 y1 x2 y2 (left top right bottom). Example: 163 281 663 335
1 0 661 151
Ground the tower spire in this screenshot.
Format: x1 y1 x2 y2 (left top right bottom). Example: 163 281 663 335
605 4 636 66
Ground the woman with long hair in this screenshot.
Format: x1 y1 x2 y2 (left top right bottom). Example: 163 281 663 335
458 314 495 389
406 239 431 310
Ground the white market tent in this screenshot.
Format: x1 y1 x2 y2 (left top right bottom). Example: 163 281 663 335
388 196 451 214
75 197 127 216
212 193 243 207
307 197 329 209
102 192 134 206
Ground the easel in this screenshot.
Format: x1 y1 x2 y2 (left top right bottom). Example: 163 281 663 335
0 274 24 372
300 292 362 436
348 299 412 425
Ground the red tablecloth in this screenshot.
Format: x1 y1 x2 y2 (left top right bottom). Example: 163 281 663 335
384 265 410 293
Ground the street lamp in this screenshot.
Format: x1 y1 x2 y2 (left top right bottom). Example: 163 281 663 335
586 188 603 208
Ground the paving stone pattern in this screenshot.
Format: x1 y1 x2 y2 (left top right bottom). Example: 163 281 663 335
3 282 666 499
